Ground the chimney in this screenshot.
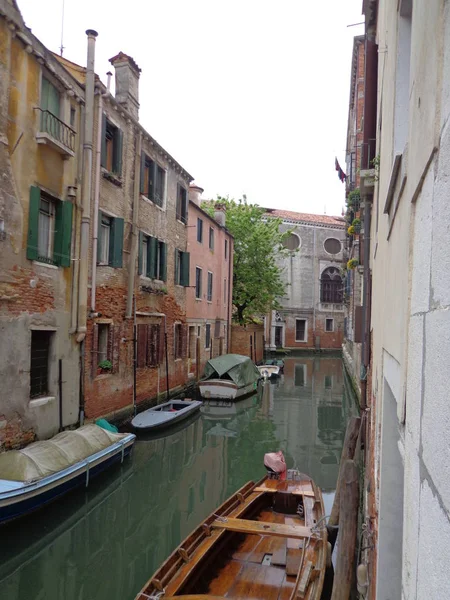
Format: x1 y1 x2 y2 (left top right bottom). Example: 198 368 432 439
189 183 204 206
214 203 226 227
109 52 141 120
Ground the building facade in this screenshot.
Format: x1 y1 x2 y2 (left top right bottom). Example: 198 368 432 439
344 1 450 599
263 210 346 352
186 187 233 378
0 0 85 447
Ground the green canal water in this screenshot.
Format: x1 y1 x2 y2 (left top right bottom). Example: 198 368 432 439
1 356 357 600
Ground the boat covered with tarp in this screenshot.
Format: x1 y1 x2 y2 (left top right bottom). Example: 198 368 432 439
198 353 260 400
0 424 135 523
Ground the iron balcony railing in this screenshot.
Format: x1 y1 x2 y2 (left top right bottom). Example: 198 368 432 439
36 108 76 153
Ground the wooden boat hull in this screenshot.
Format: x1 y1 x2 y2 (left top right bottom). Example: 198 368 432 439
131 400 202 432
135 472 327 600
198 380 257 401
0 433 135 524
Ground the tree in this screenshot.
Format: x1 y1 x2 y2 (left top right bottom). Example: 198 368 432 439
204 196 292 324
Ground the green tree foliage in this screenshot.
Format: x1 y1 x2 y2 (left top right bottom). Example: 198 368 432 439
203 196 292 324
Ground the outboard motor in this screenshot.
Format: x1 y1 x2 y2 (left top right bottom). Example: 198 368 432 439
264 451 287 480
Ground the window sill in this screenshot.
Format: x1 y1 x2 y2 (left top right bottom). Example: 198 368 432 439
176 218 187 226
141 195 165 211
295 340 307 343
174 358 182 362
30 396 55 408
195 298 202 302
102 169 122 187
33 260 59 270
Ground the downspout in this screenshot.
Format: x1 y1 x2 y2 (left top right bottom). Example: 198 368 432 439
71 106 85 332
90 89 103 313
126 129 142 317
227 236 232 352
312 225 317 336
77 29 98 342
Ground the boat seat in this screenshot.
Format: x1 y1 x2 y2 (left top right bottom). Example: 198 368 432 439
211 517 311 539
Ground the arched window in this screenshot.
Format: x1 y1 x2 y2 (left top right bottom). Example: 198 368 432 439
320 267 343 303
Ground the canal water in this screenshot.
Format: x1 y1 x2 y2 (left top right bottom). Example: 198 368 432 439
1 356 357 600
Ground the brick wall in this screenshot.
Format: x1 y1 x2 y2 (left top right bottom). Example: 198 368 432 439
230 324 264 363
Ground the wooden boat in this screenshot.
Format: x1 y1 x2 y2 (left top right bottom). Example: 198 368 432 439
0 425 135 524
198 354 260 401
131 400 202 432
135 471 327 600
258 364 281 379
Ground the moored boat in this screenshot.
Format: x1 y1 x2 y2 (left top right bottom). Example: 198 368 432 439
0 424 135 524
135 452 327 600
198 354 260 401
131 400 202 432
258 364 281 379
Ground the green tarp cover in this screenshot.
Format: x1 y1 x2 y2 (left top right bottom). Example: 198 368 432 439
203 354 260 387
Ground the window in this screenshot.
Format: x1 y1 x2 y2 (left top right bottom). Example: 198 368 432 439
324 375 332 389
140 154 165 208
295 319 307 342
188 326 196 359
137 323 162 368
205 324 211 349
209 227 214 250
320 267 343 303
176 184 188 224
195 267 202 299
30 330 52 398
282 233 300 250
175 249 190 286
207 272 213 302
224 239 228 259
40 77 61 138
26 187 73 267
92 323 115 377
97 324 110 363
224 278 227 304
139 234 167 281
324 238 342 255
197 218 203 243
295 364 306 387
97 212 124 267
325 318 334 332
174 323 183 359
70 107 76 128
101 115 123 176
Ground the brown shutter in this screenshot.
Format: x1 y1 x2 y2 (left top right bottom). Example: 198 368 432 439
182 324 188 359
91 324 99 378
214 319 221 338
137 324 147 368
112 324 121 374
107 325 114 362
158 324 165 364
354 305 363 343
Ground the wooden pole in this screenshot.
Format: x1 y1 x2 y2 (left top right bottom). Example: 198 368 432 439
331 459 359 600
328 416 361 528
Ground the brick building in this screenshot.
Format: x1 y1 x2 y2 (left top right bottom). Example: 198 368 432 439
186 186 233 378
0 0 85 447
60 50 194 420
263 209 346 352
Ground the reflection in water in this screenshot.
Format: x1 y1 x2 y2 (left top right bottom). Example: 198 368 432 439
1 357 356 600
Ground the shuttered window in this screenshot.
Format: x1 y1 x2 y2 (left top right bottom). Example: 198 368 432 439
205 324 211 349
175 249 190 286
195 267 202 299
176 184 188 224
101 115 123 176
139 233 167 281
209 227 214 250
140 153 165 208
207 272 213 302
174 323 183 359
295 319 307 342
26 186 73 267
197 218 203 243
97 212 124 268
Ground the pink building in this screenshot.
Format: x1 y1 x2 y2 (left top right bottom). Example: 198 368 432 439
186 185 234 378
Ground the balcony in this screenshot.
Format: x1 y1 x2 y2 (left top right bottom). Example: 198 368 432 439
35 108 76 157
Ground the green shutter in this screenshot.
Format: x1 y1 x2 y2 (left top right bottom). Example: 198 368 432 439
174 249 179 284
150 160 156 200
148 236 157 279
140 153 146 195
138 231 144 274
54 201 73 267
100 114 107 168
160 242 167 282
113 128 123 175
181 251 190 287
110 217 124 267
27 186 41 261
97 211 102 265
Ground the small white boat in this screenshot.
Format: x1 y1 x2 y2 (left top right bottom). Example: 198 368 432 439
131 399 202 432
258 364 281 379
0 424 135 524
198 354 260 401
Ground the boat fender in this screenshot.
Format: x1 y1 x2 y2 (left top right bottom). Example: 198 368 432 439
356 563 369 595
326 541 332 568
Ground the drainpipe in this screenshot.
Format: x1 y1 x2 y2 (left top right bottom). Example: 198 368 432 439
71 106 85 332
227 236 232 352
90 90 103 314
77 29 98 342
126 129 142 317
312 225 317 335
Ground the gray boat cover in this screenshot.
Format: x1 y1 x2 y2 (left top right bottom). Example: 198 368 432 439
203 354 260 387
0 425 130 483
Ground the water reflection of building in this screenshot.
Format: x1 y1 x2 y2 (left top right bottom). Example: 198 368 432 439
270 357 347 492
0 417 227 600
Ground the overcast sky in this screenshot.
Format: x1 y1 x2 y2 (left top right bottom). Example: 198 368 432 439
18 0 363 216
